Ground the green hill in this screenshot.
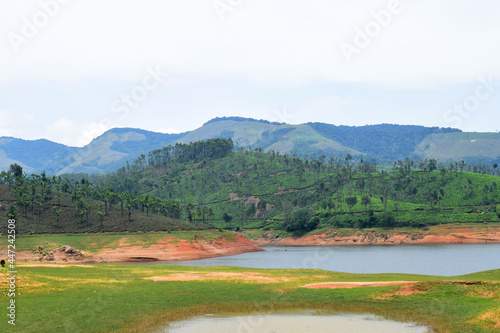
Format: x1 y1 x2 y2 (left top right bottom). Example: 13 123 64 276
178 118 360 159
80 139 500 232
415 132 500 163
2 138 500 235
55 128 186 175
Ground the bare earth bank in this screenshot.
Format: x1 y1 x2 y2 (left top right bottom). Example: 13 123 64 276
10 235 263 263
252 229 500 246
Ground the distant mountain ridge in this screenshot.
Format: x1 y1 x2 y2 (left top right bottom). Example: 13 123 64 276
0 137 78 174
1 117 499 175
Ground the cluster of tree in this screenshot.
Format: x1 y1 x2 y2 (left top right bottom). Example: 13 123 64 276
3 137 500 234
0 165 194 233
121 138 234 174
79 139 500 231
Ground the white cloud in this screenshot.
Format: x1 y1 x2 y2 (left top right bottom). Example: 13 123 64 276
154 127 181 134
44 118 109 147
76 122 111 146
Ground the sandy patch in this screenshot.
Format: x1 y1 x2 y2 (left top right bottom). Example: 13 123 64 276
0 272 43 289
38 276 125 284
470 307 500 329
144 272 288 283
376 282 429 299
302 281 417 289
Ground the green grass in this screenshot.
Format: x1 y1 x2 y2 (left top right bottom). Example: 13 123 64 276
12 230 237 254
2 264 499 332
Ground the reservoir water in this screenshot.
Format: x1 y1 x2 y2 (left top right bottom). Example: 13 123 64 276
160 312 431 333
148 244 500 276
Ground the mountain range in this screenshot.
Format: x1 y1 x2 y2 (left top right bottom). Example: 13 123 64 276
1 116 499 175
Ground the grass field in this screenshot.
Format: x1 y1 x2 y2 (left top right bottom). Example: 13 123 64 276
12 230 237 254
1 263 499 332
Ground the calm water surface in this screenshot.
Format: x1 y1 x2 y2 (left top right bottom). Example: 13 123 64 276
148 244 500 276
160 312 431 333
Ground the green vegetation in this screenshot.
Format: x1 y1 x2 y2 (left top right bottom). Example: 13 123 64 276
308 122 460 161
87 141 500 232
2 137 500 234
13 230 236 254
0 176 208 235
2 264 499 332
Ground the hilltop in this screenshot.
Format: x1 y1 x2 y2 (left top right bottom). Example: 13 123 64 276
2 116 500 175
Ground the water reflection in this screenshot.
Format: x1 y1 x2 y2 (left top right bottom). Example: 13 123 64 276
160 312 431 333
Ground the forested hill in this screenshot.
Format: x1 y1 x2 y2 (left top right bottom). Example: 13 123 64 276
307 123 461 161
0 137 78 174
1 138 500 235
22 138 493 234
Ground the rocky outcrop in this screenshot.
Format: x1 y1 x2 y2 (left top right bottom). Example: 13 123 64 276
23 245 86 262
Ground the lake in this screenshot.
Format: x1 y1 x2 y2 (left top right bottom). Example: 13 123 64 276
146 244 500 276
159 312 431 333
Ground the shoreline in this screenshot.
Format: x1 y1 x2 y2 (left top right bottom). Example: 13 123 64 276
251 230 500 246
7 234 264 264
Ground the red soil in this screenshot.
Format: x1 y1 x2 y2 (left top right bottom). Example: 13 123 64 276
88 235 263 263
252 230 500 246
11 235 263 263
302 281 415 289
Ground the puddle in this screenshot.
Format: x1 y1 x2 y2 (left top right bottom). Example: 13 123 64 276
159 312 431 333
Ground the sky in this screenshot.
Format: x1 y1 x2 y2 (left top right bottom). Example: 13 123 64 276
1 0 500 147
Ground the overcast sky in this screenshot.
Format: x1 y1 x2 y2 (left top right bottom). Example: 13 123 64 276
1 0 500 147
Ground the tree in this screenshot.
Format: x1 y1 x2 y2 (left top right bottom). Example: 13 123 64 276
345 197 358 213
52 206 62 227
9 164 23 178
222 212 233 226
427 159 437 172
285 208 313 232
7 205 17 219
185 203 195 222
97 211 104 229
246 203 256 217
361 195 371 212
306 216 320 230
358 210 377 229
379 211 396 228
